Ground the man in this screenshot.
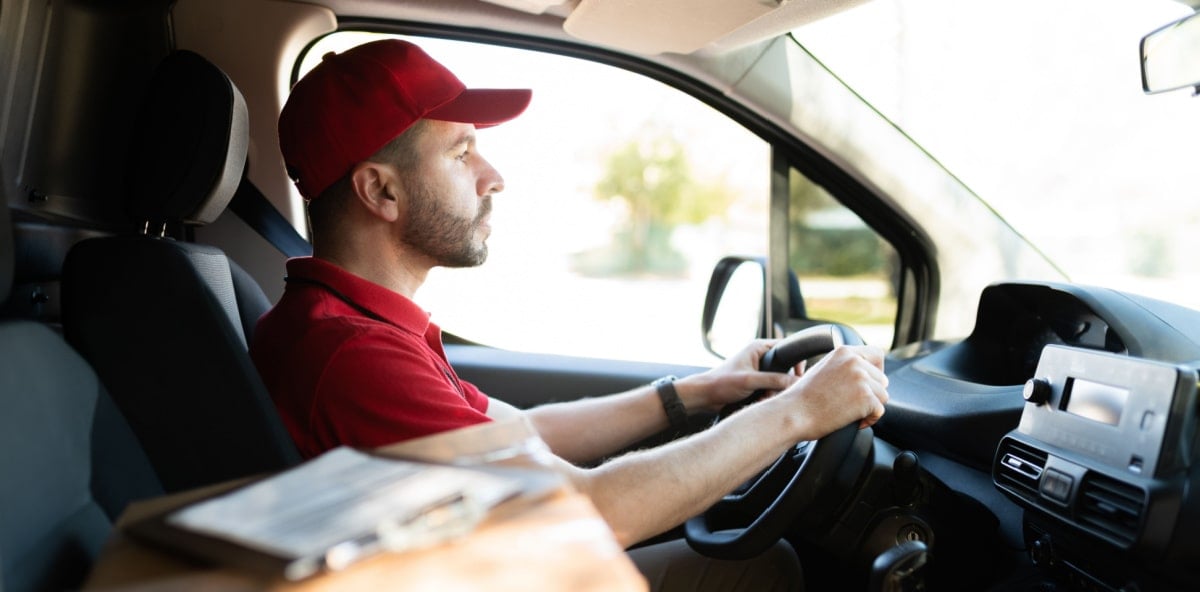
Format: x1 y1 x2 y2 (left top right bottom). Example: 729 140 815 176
252 39 889 590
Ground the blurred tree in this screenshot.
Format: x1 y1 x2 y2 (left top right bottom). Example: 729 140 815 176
787 168 888 277
573 132 732 276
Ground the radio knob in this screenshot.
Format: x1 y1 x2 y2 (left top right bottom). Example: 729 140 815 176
1023 378 1052 405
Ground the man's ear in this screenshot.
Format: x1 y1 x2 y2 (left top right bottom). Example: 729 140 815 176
349 162 402 223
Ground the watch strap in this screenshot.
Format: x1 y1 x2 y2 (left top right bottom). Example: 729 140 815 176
652 375 689 432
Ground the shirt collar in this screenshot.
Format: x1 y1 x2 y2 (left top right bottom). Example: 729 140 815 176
284 257 432 335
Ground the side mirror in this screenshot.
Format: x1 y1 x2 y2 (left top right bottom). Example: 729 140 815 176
701 256 810 359
701 257 768 359
1141 10 1200 94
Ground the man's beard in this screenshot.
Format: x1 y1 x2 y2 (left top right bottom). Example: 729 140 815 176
398 177 491 268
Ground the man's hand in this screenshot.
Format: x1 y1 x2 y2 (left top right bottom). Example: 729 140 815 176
674 338 804 414
774 344 889 439
576 343 889 546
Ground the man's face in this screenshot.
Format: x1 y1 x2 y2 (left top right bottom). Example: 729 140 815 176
392 120 505 268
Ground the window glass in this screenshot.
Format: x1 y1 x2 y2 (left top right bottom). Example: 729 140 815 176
793 0 1199 311
789 169 897 347
299 34 907 362
302 33 770 365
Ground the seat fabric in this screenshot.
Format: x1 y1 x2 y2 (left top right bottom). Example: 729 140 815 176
63 236 298 491
230 256 272 342
0 321 162 592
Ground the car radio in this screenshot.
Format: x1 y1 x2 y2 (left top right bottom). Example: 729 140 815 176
993 345 1200 589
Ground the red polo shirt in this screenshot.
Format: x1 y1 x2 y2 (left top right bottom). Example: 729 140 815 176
250 257 490 458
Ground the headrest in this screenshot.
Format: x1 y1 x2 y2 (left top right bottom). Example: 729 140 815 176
125 50 248 228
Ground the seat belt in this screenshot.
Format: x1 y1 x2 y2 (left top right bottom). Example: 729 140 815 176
227 178 312 257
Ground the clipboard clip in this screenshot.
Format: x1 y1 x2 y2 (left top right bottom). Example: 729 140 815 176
284 492 484 581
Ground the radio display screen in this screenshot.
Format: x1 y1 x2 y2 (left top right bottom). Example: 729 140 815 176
1061 377 1129 426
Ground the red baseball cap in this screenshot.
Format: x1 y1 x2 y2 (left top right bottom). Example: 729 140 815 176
279 39 532 200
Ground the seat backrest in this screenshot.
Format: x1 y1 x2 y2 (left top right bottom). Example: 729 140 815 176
0 169 162 592
61 50 300 494
0 322 164 592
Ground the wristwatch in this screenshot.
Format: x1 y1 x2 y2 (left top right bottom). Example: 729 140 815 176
652 375 689 433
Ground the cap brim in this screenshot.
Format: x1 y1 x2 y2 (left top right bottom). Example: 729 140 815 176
426 88 532 128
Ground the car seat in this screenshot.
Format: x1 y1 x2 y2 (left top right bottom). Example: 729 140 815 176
0 166 163 591
61 50 301 494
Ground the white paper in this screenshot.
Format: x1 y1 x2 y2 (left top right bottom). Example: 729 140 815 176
167 447 523 561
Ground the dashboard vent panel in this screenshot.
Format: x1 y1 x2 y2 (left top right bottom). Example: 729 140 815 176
995 439 1048 499
1077 473 1144 546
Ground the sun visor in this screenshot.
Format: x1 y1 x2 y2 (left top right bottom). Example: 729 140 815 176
561 0 868 55
478 0 566 14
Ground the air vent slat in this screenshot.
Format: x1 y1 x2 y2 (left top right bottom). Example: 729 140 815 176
994 440 1048 499
1077 474 1144 546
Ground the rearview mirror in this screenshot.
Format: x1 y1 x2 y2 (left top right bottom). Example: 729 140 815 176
1141 11 1200 94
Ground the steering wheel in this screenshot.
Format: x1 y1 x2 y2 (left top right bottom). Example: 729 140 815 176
684 324 875 560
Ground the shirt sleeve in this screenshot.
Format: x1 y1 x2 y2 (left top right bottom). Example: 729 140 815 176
307 326 492 452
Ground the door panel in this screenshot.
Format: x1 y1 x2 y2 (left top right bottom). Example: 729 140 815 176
446 344 708 409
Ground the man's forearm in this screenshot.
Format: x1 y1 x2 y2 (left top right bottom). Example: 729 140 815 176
563 394 800 547
527 384 674 464
556 345 889 547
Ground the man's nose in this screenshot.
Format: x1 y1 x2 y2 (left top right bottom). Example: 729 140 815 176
477 156 504 196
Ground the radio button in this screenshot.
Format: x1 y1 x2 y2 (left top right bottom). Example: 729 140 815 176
1039 469 1073 502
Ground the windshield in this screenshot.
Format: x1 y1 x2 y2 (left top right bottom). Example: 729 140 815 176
793 0 1198 310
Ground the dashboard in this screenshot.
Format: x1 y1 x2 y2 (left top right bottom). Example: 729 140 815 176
876 281 1200 590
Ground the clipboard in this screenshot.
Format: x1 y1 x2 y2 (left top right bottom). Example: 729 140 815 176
123 446 563 581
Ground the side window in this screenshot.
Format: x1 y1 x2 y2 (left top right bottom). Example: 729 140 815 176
300 34 896 364
789 169 897 347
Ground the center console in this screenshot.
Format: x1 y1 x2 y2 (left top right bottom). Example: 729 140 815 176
993 345 1200 590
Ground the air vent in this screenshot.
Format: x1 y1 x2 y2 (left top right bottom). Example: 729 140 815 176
1077 473 1145 546
994 439 1048 499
